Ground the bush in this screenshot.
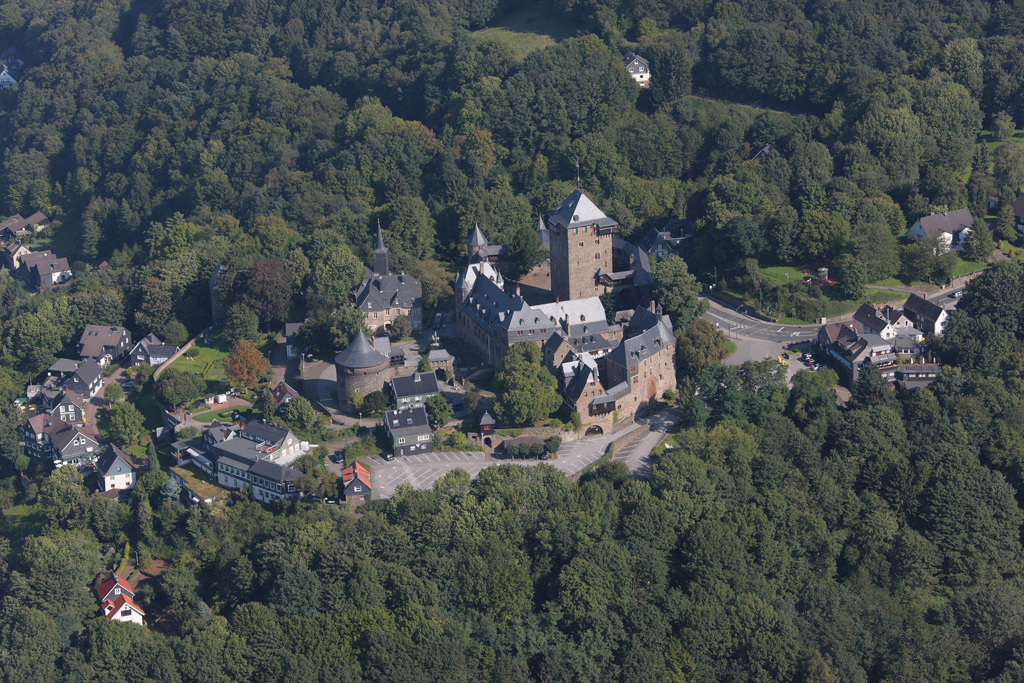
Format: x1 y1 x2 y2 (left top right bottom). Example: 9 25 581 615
546 436 562 453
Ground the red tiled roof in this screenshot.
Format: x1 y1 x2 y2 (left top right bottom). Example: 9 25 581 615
343 462 371 487
102 593 145 618
97 573 133 599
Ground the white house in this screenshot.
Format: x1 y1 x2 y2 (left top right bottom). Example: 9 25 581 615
97 573 145 626
0 65 16 89
902 294 951 336
623 52 650 88
906 209 973 252
95 444 143 493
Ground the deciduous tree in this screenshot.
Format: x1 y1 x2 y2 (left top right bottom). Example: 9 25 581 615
225 340 270 389
652 255 708 333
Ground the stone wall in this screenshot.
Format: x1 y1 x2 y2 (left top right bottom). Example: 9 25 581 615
336 361 392 412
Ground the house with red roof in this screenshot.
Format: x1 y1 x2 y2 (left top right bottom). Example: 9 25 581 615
96 573 145 625
341 462 371 501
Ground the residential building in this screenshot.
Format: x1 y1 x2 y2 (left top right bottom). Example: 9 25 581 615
21 414 100 467
824 332 898 385
906 209 974 252
46 358 80 379
213 438 302 503
384 406 433 457
391 372 440 409
623 52 650 87
41 389 85 426
0 64 15 89
4 240 29 270
95 444 144 493
894 364 942 392
902 294 951 336
0 211 49 241
270 381 299 414
129 333 179 366
96 574 145 626
79 325 132 366
284 322 303 359
341 462 372 500
455 258 504 303
1 47 24 69
852 303 914 340
353 225 423 333
639 218 693 259
202 420 238 451
66 360 103 399
19 249 72 287
601 305 677 423
239 420 302 459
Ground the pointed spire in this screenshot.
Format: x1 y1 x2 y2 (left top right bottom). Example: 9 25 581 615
372 220 389 277
374 219 387 253
468 223 488 247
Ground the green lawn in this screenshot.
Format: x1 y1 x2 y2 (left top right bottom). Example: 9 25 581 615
759 265 807 284
978 129 1024 174
170 464 226 501
192 406 260 423
953 259 987 277
470 5 574 60
168 343 230 381
3 503 46 546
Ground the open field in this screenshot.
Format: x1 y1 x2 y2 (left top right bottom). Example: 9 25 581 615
471 6 573 60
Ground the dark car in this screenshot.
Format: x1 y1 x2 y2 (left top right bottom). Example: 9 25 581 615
329 451 345 465
381 452 394 461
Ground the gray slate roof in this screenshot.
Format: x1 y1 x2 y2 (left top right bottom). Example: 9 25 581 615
48 358 80 374
334 331 389 369
917 209 973 235
79 325 129 359
249 459 302 484
385 406 431 437
606 310 674 370
96 444 142 478
469 224 488 247
241 420 292 447
354 272 422 313
71 360 103 386
392 372 440 399
903 294 945 323
623 52 649 67
547 190 619 230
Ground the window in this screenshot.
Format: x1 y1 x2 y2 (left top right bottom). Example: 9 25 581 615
385 309 390 316
630 365 637 373
121 609 132 617
354 486 362 492
595 253 600 260
579 241 585 247
373 312 378 319
398 438 406 444
418 435 430 441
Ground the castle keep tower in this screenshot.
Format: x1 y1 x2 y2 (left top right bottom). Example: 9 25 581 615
547 190 618 301
373 222 389 277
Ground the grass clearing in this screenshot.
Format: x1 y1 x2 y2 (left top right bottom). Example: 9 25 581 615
953 259 987 277
192 406 260 423
978 130 1024 173
471 6 573 60
4 503 46 546
759 265 806 284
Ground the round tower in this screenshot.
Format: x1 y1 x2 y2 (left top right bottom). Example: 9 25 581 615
334 331 392 412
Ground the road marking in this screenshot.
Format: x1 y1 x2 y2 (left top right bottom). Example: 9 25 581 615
777 327 784 332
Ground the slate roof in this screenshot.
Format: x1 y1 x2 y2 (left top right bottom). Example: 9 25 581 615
469 224 488 247
623 52 649 67
71 360 103 387
606 311 674 370
48 358 80 374
535 297 607 328
547 190 619 230
26 414 97 454
479 411 495 426
916 209 973 236
241 420 292 447
392 372 440 399
1014 193 1024 220
95 444 143 478
902 294 945 324
334 331 389 369
385 406 431 437
456 260 504 296
79 325 129 359
354 272 422 313
249 458 302 484
611 239 653 287
284 322 302 344
564 355 600 404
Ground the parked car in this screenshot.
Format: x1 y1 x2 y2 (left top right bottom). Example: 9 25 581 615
381 452 394 461
329 451 345 465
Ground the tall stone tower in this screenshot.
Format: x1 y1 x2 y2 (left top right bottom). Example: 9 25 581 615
373 222 389 277
547 189 618 301
468 224 487 263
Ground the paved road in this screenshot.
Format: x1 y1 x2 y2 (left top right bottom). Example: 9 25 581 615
701 285 966 343
611 408 681 479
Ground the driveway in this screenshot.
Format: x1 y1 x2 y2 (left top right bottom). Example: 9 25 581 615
360 408 682 497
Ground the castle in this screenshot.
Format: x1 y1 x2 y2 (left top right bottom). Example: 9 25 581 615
455 189 675 433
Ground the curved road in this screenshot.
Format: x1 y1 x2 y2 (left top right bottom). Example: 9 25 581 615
700 285 965 343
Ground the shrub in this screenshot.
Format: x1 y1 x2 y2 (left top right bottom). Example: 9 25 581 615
546 436 562 453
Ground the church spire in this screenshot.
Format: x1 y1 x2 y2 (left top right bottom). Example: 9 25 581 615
373 219 389 277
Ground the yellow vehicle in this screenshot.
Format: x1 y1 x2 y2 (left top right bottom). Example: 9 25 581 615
777 356 788 366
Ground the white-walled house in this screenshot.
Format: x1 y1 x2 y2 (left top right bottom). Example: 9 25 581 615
906 209 973 252
97 574 145 625
623 52 650 87
95 444 144 493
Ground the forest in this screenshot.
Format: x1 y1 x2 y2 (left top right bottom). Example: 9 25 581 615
0 0 1024 680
